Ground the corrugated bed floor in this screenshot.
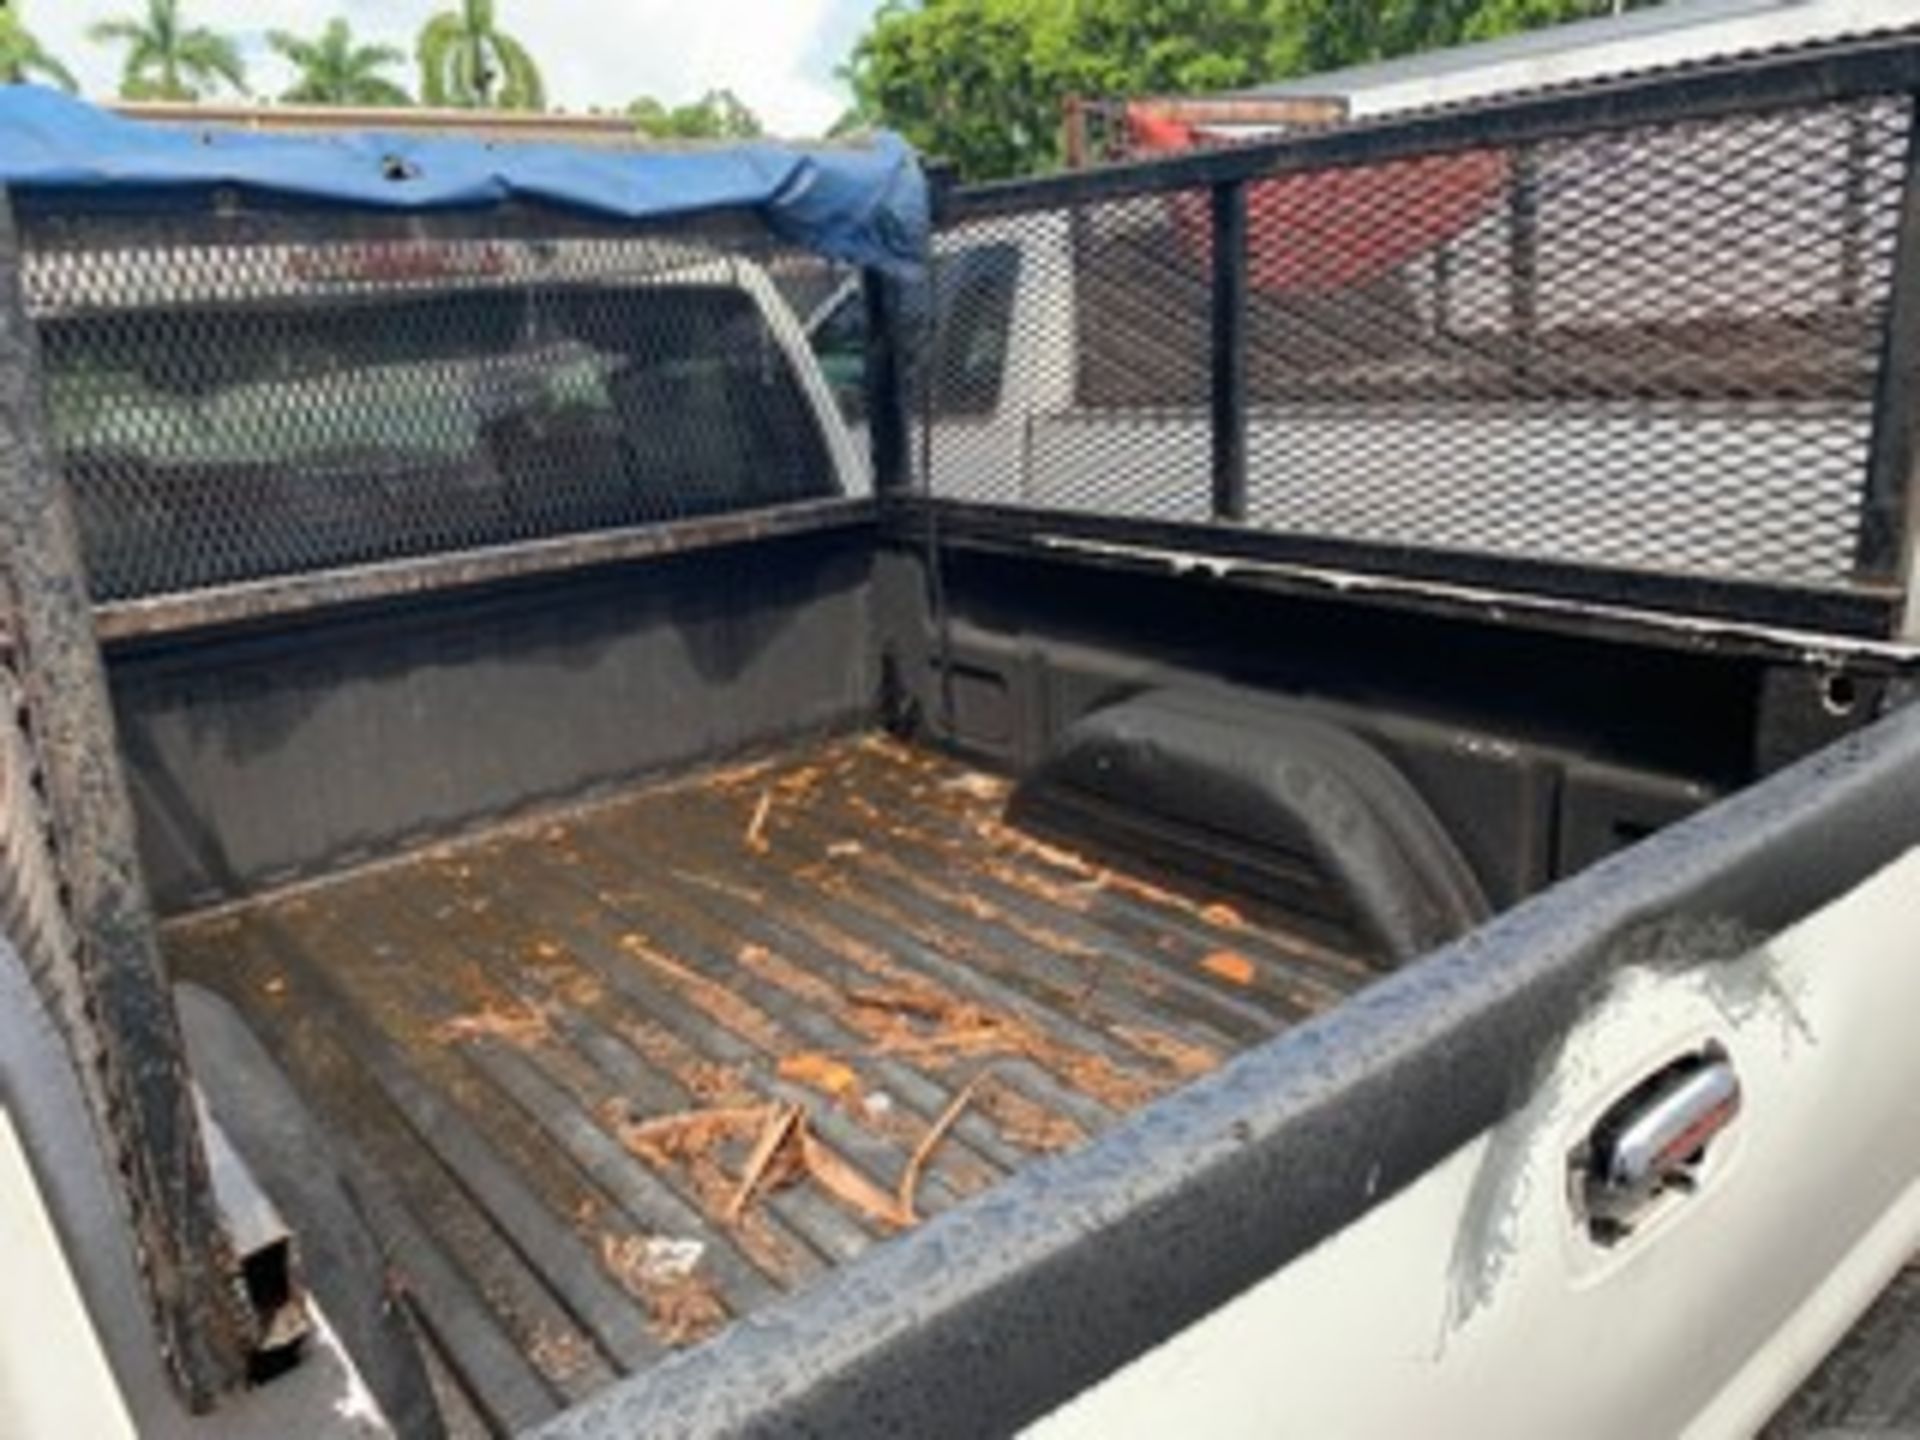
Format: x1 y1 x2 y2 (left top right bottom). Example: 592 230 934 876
164 733 1374 1434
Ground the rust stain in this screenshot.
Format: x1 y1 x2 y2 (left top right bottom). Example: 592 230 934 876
1202 950 1257 987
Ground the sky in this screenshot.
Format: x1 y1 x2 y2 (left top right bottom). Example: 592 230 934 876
31 0 887 135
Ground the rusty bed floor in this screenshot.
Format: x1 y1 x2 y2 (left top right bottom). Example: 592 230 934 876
163 732 1375 1433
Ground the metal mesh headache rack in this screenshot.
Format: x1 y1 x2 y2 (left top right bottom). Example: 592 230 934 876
908 31 1920 639
18 206 861 603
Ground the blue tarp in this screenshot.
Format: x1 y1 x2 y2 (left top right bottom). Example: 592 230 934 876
0 86 927 275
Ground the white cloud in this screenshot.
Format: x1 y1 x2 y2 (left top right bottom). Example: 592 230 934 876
28 0 876 135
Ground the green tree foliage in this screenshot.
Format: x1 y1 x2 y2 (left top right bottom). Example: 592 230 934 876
1463 0 1646 41
628 88 764 140
270 19 409 106
416 0 543 110
848 0 1662 179
846 0 1066 182
89 0 247 101
0 5 76 90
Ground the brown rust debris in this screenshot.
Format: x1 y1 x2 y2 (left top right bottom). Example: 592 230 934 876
527 1322 594 1382
896 1076 983 1224
599 1234 730 1347
725 1102 804 1223
1201 950 1257 987
744 790 773 855
606 1104 770 1167
849 983 1157 1111
973 1075 1084 1152
796 1122 914 1230
431 997 553 1049
607 1076 982 1234
776 1051 862 1101
1113 1024 1220 1080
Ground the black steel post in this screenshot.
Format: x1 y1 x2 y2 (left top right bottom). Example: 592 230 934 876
1210 179 1249 523
1507 145 1540 384
1856 95 1920 604
0 192 251 1405
864 269 911 498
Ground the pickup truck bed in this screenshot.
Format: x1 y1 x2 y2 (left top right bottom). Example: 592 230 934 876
163 731 1368 1430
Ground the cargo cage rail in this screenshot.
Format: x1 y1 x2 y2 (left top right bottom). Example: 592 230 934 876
896 28 1920 642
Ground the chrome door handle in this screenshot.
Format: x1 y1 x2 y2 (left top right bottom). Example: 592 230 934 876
1573 1048 1741 1244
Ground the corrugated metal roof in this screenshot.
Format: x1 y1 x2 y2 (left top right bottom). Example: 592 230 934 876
1243 0 1920 109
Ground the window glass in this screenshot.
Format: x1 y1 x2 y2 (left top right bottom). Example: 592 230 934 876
808 240 1024 424
43 282 838 598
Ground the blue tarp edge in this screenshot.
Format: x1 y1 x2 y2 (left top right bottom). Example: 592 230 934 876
0 86 928 276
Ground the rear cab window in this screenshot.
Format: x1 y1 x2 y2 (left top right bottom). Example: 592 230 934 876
42 259 842 599
809 241 1023 422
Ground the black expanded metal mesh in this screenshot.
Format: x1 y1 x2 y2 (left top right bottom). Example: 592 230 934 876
17 206 854 602
915 196 1214 520
923 95 1915 589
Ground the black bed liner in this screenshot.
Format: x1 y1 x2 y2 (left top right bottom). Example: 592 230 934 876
162 732 1371 1431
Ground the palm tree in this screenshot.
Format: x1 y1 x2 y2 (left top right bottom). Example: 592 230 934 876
416 0 543 111
269 19 409 106
0 6 77 90
88 0 247 101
